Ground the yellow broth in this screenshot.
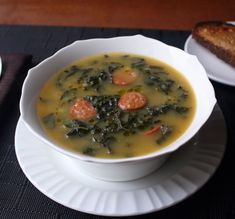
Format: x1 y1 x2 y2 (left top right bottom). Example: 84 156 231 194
37 53 196 158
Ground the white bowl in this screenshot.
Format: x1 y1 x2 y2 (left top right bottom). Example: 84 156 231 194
19 35 216 181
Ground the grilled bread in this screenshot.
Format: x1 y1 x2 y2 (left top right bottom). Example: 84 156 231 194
192 21 235 68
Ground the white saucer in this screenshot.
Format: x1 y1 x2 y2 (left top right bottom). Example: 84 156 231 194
15 105 226 216
184 22 235 86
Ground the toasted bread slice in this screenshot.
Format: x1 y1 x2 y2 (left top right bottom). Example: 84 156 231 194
192 21 235 68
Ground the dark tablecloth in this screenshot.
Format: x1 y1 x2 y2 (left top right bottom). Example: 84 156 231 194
0 25 235 219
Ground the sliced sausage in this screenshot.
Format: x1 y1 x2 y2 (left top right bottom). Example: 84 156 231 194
144 126 161 136
112 67 137 86
70 99 96 120
118 92 147 110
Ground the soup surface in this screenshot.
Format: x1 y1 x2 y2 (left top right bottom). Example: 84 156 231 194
37 53 196 158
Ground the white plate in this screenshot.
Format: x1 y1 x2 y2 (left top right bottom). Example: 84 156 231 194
15 105 226 216
184 22 235 86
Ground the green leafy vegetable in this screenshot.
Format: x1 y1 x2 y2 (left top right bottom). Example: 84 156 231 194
39 96 49 103
131 57 146 69
56 65 81 87
64 120 91 137
177 86 188 101
82 146 97 156
108 62 123 73
77 68 108 92
76 62 123 92
42 113 56 129
84 95 120 119
156 124 173 144
147 104 189 116
60 88 77 104
145 75 175 94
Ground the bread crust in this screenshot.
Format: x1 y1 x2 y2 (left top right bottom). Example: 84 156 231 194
192 21 235 68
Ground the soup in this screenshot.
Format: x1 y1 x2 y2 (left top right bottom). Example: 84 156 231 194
37 53 196 158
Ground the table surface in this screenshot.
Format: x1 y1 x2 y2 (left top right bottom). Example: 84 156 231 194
0 25 235 219
0 0 235 30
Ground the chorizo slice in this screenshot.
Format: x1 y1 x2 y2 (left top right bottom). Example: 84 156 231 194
112 67 137 86
70 99 96 120
144 126 161 136
118 92 147 110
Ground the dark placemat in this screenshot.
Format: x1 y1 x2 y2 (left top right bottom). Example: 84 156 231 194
0 25 234 219
0 54 32 120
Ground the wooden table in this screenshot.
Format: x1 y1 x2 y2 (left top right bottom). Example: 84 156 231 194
1 0 234 30
0 1 235 217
